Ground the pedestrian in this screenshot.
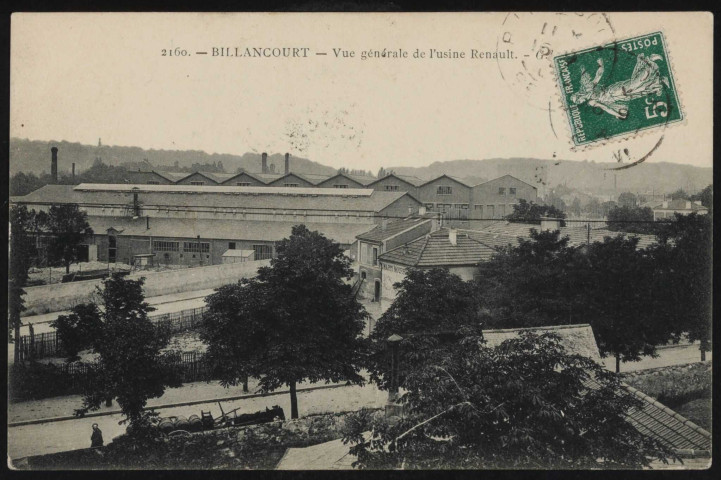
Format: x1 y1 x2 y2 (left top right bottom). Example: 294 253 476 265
90 423 104 448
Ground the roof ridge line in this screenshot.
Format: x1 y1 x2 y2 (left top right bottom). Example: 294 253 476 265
621 382 711 439
415 234 432 266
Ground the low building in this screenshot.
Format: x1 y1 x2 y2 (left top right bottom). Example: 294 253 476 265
221 249 255 264
377 228 498 307
354 213 439 301
649 199 709 221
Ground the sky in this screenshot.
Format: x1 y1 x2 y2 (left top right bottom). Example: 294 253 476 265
11 12 713 171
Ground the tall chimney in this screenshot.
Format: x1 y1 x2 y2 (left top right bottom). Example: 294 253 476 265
261 152 268 174
284 153 290 174
72 163 76 183
51 147 58 183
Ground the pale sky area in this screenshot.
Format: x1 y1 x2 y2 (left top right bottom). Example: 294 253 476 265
11 12 713 171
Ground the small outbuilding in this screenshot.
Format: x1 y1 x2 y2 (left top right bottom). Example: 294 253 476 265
222 249 255 264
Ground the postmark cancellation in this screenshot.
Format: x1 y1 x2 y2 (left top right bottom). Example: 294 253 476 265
553 32 683 148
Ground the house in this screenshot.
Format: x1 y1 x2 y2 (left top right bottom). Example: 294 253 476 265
649 199 709 221
377 228 498 307
354 212 439 301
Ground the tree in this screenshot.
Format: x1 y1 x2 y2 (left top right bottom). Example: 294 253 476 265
475 229 577 329
607 205 656 234
505 199 566 226
617 192 637 208
569 197 582 217
9 205 38 362
651 213 712 360
43 204 94 273
343 331 675 469
568 236 678 372
201 225 368 419
365 268 484 391
475 231 678 372
76 274 180 426
52 303 103 361
690 184 712 214
670 188 689 200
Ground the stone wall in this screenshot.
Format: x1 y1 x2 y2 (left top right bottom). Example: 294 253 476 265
22 260 270 315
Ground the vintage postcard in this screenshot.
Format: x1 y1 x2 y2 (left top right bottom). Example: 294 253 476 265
8 12 712 471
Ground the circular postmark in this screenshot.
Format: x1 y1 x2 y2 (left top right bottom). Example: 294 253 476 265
496 12 616 111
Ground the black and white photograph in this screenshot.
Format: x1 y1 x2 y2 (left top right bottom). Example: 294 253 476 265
6 11 713 470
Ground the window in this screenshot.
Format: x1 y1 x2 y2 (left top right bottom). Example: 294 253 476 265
284 183 299 187
334 184 349 189
191 181 204 186
437 185 452 195
425 203 435 211
474 204 484 214
384 185 400 191
236 182 251 186
487 205 495 218
147 181 160 185
153 240 179 251
228 242 236 250
372 247 378 266
509 187 517 195
253 244 273 260
498 187 506 195
183 242 210 253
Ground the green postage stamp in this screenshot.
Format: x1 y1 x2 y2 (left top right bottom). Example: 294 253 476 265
554 32 682 148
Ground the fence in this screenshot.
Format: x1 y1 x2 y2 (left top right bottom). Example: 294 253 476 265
10 351 218 402
16 306 209 362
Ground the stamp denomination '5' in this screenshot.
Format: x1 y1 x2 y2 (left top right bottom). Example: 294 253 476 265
554 32 683 148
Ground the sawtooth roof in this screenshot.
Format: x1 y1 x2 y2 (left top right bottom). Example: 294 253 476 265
379 227 498 267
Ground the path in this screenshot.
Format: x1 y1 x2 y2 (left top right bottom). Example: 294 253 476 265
601 343 711 373
8 382 386 461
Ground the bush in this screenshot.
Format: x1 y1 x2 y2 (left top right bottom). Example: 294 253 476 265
52 303 103 360
623 363 711 408
9 362 77 402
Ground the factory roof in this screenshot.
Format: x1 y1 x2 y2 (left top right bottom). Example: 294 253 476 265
86 216 372 245
13 184 417 213
356 215 434 243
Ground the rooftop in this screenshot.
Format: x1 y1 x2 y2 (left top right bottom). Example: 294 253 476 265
379 228 498 267
356 215 434 243
477 221 657 249
86 216 371 245
13 184 415 213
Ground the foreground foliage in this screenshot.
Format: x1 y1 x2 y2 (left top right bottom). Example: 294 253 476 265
201 225 368 418
74 274 182 426
345 332 676 469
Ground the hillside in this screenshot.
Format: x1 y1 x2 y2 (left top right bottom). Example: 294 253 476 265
388 158 712 196
9 138 338 177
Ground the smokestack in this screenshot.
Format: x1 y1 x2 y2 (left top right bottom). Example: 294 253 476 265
261 152 268 174
284 153 290 174
51 147 58 184
72 163 76 183
132 189 140 217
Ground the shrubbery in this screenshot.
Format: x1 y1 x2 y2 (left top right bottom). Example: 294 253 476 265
9 362 78 402
623 362 711 408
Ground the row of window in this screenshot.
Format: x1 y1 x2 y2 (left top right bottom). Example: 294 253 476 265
152 240 274 259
